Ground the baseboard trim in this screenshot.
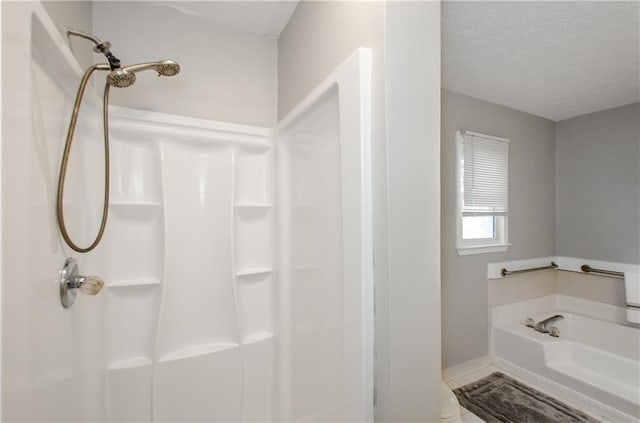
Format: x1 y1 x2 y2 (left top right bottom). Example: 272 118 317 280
442 356 492 382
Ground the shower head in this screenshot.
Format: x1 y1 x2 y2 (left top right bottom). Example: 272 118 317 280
106 70 137 88
106 60 181 88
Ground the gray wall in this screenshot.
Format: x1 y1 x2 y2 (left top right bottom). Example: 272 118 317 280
556 103 640 264
40 1 93 69
441 90 556 368
277 1 384 120
42 1 91 33
279 3 442 421
93 2 277 127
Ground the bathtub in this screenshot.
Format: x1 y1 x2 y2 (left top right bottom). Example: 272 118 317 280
492 294 640 421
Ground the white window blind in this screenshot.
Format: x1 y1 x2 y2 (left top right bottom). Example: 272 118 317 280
461 131 509 216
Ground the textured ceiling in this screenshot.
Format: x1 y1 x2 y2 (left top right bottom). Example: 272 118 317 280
442 1 640 121
155 1 299 39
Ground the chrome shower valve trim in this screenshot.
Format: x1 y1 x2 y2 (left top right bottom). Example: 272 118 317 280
59 258 104 308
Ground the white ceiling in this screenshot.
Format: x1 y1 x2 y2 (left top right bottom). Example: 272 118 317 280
147 1 638 121
156 1 299 39
442 1 640 121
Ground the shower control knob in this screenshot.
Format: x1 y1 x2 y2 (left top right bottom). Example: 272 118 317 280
59 258 104 308
77 276 104 295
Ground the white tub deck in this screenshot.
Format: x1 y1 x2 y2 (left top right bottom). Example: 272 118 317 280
492 295 640 421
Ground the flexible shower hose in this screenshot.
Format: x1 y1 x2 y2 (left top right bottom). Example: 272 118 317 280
56 64 111 253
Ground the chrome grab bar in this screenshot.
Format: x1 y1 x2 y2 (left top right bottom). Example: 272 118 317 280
501 261 558 277
580 264 624 279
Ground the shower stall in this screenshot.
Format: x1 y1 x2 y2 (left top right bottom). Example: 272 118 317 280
2 3 373 421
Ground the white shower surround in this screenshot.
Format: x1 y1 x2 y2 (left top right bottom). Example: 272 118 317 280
2 3 374 421
104 48 374 422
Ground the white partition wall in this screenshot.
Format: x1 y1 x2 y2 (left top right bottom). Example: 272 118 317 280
276 49 374 422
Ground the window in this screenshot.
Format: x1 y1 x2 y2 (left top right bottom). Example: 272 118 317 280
456 130 510 255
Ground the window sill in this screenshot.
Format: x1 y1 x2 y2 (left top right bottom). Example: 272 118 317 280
456 243 511 256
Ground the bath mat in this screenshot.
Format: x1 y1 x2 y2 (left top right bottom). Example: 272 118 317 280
453 372 600 423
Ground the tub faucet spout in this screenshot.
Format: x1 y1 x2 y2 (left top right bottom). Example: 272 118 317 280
534 314 564 334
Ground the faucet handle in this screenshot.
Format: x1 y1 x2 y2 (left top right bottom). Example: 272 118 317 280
77 276 104 295
525 318 536 328
534 322 547 333
533 314 564 334
549 327 560 337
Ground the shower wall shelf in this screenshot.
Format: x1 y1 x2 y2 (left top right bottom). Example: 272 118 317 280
234 203 273 209
110 201 162 208
107 356 152 371
107 279 161 289
243 332 274 345
158 342 240 363
236 268 273 277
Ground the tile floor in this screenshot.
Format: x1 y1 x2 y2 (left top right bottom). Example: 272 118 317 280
444 364 607 423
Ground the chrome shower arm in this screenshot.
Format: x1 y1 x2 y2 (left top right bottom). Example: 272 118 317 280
66 29 121 70
66 29 104 48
